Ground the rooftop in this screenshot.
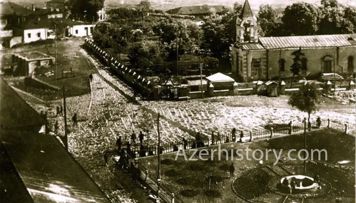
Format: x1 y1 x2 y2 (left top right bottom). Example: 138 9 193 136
240 0 254 19
14 51 55 61
206 72 235 83
0 1 32 16
259 34 356 49
0 78 110 203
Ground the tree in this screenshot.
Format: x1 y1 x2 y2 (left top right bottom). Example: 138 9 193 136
291 48 304 75
128 42 163 73
344 7 356 32
153 19 201 60
321 0 338 8
318 6 354 34
258 5 279 37
290 48 305 86
281 3 319 35
201 9 239 60
67 0 104 21
288 83 320 129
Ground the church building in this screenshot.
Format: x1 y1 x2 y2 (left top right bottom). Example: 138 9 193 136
231 0 356 82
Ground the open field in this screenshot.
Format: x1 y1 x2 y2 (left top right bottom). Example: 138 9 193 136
142 95 356 137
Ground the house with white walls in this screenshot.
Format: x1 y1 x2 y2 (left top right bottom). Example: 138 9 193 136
23 28 49 43
67 24 95 37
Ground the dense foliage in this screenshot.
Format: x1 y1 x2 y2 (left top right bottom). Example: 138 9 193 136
67 0 104 22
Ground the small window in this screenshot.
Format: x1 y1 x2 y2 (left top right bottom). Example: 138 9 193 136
279 59 285 72
75 30 78 34
37 32 41 37
28 33 31 38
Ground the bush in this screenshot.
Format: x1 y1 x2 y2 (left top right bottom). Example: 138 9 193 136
180 189 199 197
203 189 221 198
165 169 179 177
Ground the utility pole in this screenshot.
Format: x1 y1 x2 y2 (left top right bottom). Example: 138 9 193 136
63 86 68 150
157 113 161 199
55 23 58 80
200 63 203 98
303 118 307 175
176 36 179 76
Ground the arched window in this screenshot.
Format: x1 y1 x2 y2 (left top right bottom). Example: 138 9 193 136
279 59 285 72
348 56 354 73
322 55 333 73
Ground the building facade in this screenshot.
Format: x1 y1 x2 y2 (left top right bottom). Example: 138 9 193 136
231 0 356 82
67 24 95 37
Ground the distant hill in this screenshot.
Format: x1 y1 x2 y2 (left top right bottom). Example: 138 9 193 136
4 0 356 11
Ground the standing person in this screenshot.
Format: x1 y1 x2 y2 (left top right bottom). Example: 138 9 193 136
54 120 58 134
72 113 78 127
232 128 236 142
316 117 321 128
56 106 60 116
139 131 144 144
217 132 221 144
240 131 244 142
211 131 215 145
183 137 187 150
116 136 122 152
131 131 136 144
229 163 235 177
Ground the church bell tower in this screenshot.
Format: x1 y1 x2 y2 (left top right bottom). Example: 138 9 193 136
236 0 258 44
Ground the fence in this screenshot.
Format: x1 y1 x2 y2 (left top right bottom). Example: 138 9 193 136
123 118 352 161
134 162 182 203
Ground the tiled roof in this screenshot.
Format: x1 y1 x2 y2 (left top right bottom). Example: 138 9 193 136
0 1 32 16
259 34 355 49
242 43 264 50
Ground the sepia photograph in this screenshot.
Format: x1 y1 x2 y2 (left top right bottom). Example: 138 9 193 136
0 0 355 202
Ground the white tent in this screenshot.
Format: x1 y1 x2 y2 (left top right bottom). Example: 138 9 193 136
206 72 235 83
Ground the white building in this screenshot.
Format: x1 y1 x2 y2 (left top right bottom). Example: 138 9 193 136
23 28 49 43
68 24 95 37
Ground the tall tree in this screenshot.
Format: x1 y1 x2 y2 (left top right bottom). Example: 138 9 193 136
288 83 320 128
137 0 151 19
281 3 319 35
290 48 304 76
128 42 162 73
344 7 356 32
67 0 104 21
321 0 338 8
258 4 279 36
318 6 354 34
153 19 200 60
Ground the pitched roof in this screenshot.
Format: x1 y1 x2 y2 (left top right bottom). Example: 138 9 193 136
0 78 45 130
242 43 264 50
259 34 355 49
240 0 254 19
0 1 32 16
206 72 235 83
